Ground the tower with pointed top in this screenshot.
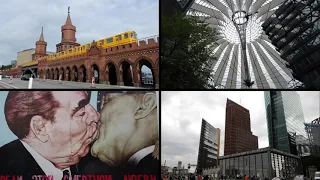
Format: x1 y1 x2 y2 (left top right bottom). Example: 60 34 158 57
56 6 80 53
32 27 47 61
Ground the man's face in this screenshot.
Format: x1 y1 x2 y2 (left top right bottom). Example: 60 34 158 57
91 93 139 166
46 91 100 162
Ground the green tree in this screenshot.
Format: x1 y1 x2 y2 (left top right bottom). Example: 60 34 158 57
161 11 218 89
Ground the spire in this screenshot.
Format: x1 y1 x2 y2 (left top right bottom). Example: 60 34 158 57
65 6 72 25
39 27 44 41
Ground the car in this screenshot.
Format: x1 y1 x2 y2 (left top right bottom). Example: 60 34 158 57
21 74 31 81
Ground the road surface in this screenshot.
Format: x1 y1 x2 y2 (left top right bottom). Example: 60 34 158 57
0 78 147 89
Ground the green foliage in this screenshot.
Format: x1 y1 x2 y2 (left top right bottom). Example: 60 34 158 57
0 64 13 70
161 11 218 89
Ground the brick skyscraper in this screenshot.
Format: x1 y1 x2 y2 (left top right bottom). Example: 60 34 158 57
224 98 258 156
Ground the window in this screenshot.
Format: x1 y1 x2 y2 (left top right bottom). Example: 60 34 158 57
82 46 85 50
86 44 90 48
116 35 122 41
78 47 80 51
111 47 113 51
123 45 125 49
124 33 128 39
69 49 72 53
107 38 113 43
116 46 118 50
131 32 137 38
100 40 104 45
129 44 132 48
74 48 76 52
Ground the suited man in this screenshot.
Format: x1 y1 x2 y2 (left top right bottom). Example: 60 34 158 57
0 91 100 180
88 91 159 175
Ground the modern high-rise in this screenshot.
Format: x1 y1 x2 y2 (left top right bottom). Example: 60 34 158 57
262 0 320 89
305 117 320 155
197 119 220 171
264 91 307 156
178 161 182 169
224 99 258 156
161 0 194 16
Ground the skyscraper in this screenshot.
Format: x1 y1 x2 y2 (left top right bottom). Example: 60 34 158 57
197 119 220 171
224 99 258 156
264 91 307 155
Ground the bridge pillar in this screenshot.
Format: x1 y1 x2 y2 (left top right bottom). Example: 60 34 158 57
153 68 159 89
118 67 124 86
104 69 110 85
134 66 141 87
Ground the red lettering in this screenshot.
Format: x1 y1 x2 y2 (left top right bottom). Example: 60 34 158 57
137 175 142 180
87 175 93 180
17 176 22 180
124 175 128 180
144 175 149 180
105 175 112 180
12 176 15 180
32 175 37 180
150 175 156 180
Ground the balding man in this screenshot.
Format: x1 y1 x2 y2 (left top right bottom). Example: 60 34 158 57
81 91 159 176
0 91 100 180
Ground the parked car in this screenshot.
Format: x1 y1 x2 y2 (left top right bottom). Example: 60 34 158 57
21 74 31 81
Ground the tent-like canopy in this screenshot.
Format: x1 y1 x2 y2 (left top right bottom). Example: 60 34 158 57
186 0 303 89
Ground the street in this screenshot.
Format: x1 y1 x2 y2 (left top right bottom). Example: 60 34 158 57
0 78 146 89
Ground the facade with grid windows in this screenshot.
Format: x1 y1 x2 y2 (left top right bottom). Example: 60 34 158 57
197 119 220 171
264 91 308 156
224 98 258 156
219 147 302 179
262 0 320 89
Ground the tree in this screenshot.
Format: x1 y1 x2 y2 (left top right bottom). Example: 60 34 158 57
161 11 218 89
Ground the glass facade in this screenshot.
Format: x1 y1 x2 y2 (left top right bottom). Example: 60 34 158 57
262 0 320 88
264 91 308 156
197 119 220 170
220 148 302 179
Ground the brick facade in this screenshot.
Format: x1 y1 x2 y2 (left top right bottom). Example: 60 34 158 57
224 98 258 156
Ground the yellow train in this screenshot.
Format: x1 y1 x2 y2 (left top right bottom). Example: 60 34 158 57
47 31 137 61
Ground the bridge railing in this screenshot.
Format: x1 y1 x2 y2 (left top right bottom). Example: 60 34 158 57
137 35 159 46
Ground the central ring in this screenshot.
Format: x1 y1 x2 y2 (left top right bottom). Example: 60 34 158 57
232 11 248 25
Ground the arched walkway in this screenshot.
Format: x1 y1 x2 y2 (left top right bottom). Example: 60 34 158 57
92 64 100 84
66 67 71 81
46 69 50 79
106 63 117 85
80 65 87 82
136 59 155 88
60 67 65 80
55 68 59 80
72 66 78 82
120 61 133 86
51 69 54 80
40 70 43 79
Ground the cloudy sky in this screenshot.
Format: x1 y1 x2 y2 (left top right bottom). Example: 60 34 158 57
0 0 158 68
161 91 320 170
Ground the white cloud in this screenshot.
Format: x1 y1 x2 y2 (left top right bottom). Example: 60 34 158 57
0 0 159 65
161 91 319 169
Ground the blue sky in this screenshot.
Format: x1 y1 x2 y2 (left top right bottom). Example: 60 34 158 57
0 0 159 73
0 91 97 146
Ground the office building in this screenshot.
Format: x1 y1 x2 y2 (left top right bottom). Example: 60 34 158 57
220 147 302 179
161 0 194 16
264 91 307 156
178 161 182 170
262 0 320 88
10 60 17 66
224 99 258 156
305 117 320 155
197 119 220 170
17 48 35 66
